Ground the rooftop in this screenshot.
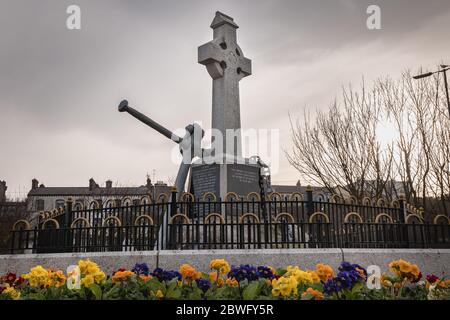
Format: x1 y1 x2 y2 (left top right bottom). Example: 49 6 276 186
27 178 171 197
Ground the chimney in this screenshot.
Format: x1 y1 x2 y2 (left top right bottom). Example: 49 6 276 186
146 177 153 189
106 180 113 189
0 181 7 203
89 178 98 191
32 178 39 190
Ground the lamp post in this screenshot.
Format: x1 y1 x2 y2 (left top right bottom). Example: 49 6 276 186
413 64 450 117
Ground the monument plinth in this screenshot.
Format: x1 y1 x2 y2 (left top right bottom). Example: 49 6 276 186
190 162 261 200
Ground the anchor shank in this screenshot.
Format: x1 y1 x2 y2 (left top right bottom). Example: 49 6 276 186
118 100 182 143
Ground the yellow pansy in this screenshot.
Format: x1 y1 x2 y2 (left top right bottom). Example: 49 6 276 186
271 276 298 297
209 259 231 275
306 270 321 283
284 266 314 285
22 266 49 288
2 284 21 300
78 259 106 285
226 277 239 287
156 290 164 298
80 274 95 287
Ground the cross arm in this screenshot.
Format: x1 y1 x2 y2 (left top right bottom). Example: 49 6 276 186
238 56 252 77
198 40 223 66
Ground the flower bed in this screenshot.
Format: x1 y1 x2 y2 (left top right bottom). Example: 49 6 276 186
0 259 449 300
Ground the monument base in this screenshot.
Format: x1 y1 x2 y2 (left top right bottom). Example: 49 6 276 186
189 162 261 200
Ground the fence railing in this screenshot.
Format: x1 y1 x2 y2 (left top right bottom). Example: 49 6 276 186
10 221 450 253
8 190 450 253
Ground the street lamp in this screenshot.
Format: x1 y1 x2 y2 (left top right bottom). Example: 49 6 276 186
413 64 450 117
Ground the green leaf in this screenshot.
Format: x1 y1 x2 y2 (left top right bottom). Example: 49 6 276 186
187 287 202 300
165 280 181 300
301 293 314 300
243 281 261 300
351 282 364 294
28 292 46 300
277 269 287 276
88 283 103 300
146 278 164 292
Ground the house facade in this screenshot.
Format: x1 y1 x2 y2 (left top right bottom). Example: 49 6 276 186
271 180 332 201
27 178 172 214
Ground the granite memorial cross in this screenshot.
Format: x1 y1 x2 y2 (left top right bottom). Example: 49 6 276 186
198 11 252 161
118 12 266 202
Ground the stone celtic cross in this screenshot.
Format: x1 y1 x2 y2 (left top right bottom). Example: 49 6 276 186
198 11 252 161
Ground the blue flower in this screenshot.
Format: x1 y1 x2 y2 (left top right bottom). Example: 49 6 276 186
339 261 367 278
132 263 150 276
324 262 367 295
227 265 259 282
335 271 354 290
152 268 182 281
339 261 353 272
324 278 343 295
256 266 275 279
195 279 211 292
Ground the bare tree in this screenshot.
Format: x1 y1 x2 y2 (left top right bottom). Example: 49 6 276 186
378 70 450 215
288 66 450 216
287 81 394 200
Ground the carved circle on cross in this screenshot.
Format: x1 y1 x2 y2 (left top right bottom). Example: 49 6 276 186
218 43 243 77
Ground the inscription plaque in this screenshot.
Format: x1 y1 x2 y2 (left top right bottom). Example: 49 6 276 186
227 164 260 197
190 164 220 199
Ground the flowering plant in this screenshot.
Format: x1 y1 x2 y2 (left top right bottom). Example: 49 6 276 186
0 258 447 300
425 274 450 300
377 259 427 300
323 262 367 299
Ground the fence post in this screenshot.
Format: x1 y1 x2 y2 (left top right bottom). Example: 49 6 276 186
398 194 406 223
10 230 15 254
168 187 178 249
306 185 314 218
64 197 73 228
170 187 178 218
398 194 409 247
64 197 73 252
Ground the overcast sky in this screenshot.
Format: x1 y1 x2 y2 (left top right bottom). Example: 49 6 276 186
1 0 449 198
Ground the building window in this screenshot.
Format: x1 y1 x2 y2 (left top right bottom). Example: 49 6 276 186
36 199 45 211
74 199 84 210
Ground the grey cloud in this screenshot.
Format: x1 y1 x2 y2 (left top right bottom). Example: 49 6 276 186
1 0 449 195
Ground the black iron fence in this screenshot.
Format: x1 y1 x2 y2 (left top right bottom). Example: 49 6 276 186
8 190 450 253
